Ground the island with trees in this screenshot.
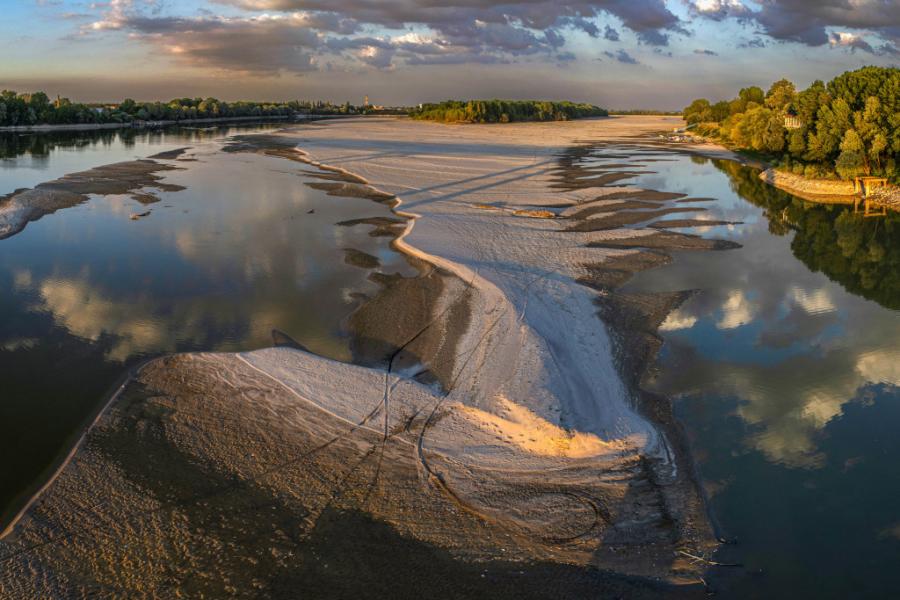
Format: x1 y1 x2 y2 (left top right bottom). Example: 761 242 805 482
682 66 899 184
410 100 608 123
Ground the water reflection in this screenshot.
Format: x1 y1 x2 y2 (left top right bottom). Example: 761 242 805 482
0 124 289 194
593 147 900 597
715 160 900 311
0 130 414 527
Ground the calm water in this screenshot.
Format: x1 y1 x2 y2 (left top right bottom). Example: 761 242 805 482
581 147 900 598
0 125 414 525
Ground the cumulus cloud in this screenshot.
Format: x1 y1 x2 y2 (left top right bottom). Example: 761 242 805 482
219 0 684 48
86 12 324 73
75 0 900 74
84 0 689 71
829 31 876 54
689 0 751 21
692 0 900 54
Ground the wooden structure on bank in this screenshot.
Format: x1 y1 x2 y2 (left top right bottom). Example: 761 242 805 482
784 115 803 129
853 176 892 217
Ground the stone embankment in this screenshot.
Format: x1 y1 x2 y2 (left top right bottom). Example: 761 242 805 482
759 168 856 198
867 186 900 210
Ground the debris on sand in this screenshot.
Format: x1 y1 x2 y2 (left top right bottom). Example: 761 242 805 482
512 209 556 219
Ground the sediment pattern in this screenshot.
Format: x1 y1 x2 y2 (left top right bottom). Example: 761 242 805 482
1 116 738 598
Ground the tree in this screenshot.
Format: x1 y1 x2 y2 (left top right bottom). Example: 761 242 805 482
835 129 866 178
683 98 712 124
805 98 852 162
765 78 796 111
710 100 730 122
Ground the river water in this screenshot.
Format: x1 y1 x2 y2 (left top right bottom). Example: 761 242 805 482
2 126 898 598
0 124 415 527
579 145 900 598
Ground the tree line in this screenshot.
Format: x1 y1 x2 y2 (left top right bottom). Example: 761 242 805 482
410 100 608 123
683 66 899 182
0 92 374 127
609 109 681 116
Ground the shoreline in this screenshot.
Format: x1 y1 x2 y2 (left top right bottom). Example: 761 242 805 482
2 116 731 596
0 113 356 134
0 157 187 240
679 133 900 208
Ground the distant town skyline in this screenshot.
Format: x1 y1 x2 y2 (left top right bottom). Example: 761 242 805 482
4 0 898 108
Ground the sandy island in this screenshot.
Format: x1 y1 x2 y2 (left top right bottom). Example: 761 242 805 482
0 116 743 598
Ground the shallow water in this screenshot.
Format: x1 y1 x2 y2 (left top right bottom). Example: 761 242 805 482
580 146 900 598
0 125 291 195
0 125 414 526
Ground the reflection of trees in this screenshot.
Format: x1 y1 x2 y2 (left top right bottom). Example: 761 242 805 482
0 125 271 161
0 130 138 160
714 159 900 310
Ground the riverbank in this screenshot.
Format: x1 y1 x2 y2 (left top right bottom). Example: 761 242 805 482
0 113 347 133
758 167 857 201
1 116 732 597
674 132 900 207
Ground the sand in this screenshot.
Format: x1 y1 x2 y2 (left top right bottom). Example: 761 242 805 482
0 158 186 240
0 116 737 598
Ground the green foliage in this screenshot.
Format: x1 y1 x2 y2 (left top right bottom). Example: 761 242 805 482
0 92 384 127
410 100 608 123
684 98 712 124
836 129 866 179
765 78 796 110
682 66 899 182
608 109 682 115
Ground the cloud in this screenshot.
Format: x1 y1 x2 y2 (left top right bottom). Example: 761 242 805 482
691 0 900 54
603 49 639 64
689 0 751 21
829 31 876 54
85 12 324 74
659 309 698 332
740 37 767 48
693 48 718 55
716 290 755 330
84 0 685 71
219 0 685 47
603 25 620 41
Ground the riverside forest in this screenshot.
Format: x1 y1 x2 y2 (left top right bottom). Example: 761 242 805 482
682 66 899 183
410 100 609 123
0 93 375 126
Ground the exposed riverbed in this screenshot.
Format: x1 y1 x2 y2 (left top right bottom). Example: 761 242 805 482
1 117 897 598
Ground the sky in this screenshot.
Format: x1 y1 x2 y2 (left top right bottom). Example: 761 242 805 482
1 0 898 109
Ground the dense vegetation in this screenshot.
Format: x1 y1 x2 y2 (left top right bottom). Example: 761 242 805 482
410 100 608 123
683 67 899 182
0 92 372 127
716 159 900 309
609 109 681 116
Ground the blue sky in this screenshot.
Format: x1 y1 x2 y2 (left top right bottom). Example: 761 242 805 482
1 0 897 108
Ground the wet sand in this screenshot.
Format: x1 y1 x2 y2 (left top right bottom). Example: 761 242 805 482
0 153 187 240
0 116 743 598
